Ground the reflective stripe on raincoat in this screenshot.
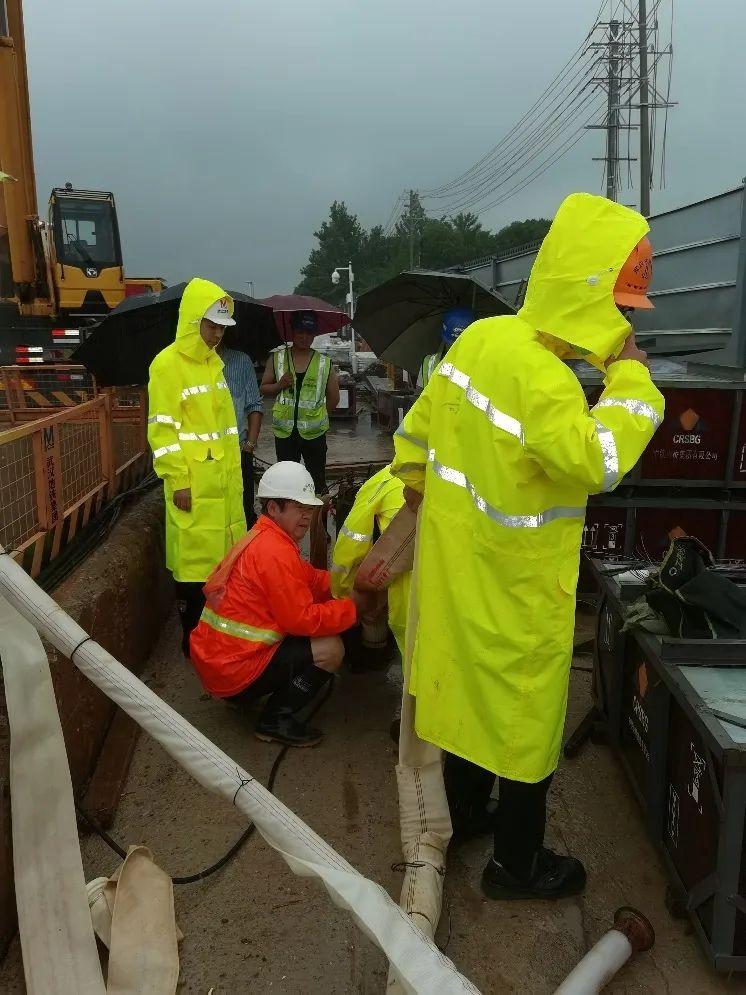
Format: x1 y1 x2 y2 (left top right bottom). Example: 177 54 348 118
330 466 408 655
148 278 246 583
392 193 665 783
271 347 331 439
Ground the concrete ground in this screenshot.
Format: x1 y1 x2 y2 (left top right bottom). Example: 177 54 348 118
3 408 746 992
2 609 746 994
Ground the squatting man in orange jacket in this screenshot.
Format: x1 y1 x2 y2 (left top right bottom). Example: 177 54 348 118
189 462 374 746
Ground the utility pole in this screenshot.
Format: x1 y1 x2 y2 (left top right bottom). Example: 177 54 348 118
638 0 651 216
606 19 622 202
588 2 673 213
408 189 415 269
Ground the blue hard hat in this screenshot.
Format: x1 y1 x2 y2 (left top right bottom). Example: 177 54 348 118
441 306 476 345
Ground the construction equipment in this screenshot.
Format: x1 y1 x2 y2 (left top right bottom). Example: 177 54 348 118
0 1 160 366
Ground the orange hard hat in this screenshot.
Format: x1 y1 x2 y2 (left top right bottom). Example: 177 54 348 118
614 236 654 310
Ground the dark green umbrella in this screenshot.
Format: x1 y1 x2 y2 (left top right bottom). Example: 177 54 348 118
73 283 279 385
353 269 514 374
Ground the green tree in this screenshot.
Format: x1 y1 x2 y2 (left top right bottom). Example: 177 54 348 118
295 200 551 299
492 218 551 254
295 201 367 305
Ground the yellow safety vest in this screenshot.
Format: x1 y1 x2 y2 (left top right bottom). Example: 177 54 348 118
272 347 331 440
419 351 441 389
392 192 665 783
148 278 246 582
330 466 408 657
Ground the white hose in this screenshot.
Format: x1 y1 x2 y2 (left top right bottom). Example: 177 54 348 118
0 546 479 995
554 930 633 994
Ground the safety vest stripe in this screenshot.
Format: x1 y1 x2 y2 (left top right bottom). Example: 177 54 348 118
181 384 211 399
153 443 182 459
148 414 181 428
315 356 331 405
216 381 228 390
427 451 585 529
200 607 283 646
296 417 328 432
339 525 373 543
593 420 620 493
395 426 428 450
438 363 524 442
593 397 662 429
179 431 221 442
224 426 239 436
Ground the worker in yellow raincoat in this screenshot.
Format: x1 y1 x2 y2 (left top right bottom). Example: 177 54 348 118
330 465 408 657
331 464 502 841
392 192 664 901
148 278 247 656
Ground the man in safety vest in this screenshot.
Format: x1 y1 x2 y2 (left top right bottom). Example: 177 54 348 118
190 462 373 747
393 192 664 901
418 306 476 389
148 279 246 656
261 310 340 494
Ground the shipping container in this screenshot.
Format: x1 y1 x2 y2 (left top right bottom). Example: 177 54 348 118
579 368 746 488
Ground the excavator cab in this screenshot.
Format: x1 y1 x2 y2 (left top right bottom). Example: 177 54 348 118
49 185 125 319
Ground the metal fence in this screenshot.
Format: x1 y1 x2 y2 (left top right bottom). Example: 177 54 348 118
0 390 150 578
0 365 99 422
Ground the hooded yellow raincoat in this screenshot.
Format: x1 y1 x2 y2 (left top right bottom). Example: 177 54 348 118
392 193 665 783
148 278 246 583
330 466 409 655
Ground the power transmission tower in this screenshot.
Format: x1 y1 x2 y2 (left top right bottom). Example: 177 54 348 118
409 189 415 268
606 19 623 202
638 0 652 215
587 1 675 215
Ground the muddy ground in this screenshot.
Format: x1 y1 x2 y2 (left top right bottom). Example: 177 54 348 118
3 405 746 992
2 608 745 994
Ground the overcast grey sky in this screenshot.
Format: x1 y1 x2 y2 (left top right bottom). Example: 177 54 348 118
24 0 746 296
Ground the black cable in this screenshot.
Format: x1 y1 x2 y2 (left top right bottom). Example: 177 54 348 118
77 680 334 885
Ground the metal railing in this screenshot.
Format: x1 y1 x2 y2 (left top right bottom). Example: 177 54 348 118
0 364 99 422
0 390 150 578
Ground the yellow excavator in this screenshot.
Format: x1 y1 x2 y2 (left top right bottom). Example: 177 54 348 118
0 0 163 365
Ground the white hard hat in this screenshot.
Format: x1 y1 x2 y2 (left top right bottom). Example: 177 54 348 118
258 461 323 506
203 296 236 327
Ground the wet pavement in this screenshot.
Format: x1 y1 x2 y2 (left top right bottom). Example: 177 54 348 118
3 416 746 992
255 398 394 473
2 609 742 993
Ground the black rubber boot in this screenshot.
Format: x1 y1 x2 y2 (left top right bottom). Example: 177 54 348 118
481 847 587 901
255 708 323 748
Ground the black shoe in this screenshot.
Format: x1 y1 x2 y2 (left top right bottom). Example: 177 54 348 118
451 799 499 843
255 709 323 748
481 847 587 901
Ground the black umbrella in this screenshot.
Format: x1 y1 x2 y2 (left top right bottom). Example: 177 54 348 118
73 283 279 385
353 269 514 374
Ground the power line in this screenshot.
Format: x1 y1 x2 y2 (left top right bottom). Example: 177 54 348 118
422 0 609 198
424 50 604 209
431 76 603 215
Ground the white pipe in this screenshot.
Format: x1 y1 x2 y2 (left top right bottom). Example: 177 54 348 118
554 931 632 994
0 547 479 995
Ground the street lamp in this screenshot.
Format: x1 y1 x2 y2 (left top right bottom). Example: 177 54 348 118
331 262 356 373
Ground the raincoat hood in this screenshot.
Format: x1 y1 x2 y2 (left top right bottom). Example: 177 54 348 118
176 278 235 362
518 193 649 370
